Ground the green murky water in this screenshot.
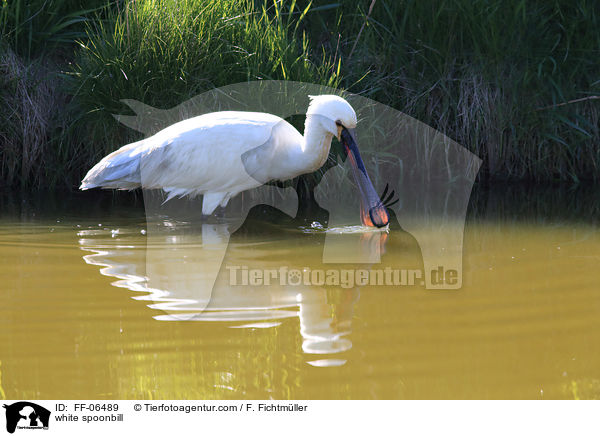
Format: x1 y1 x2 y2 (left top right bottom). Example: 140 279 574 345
1 186 599 399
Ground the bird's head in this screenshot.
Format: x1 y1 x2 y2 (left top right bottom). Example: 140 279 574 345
307 95 357 141
307 95 389 228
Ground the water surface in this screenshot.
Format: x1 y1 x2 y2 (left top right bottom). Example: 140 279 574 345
1 186 599 399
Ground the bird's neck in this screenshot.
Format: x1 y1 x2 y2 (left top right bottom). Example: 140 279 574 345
300 116 333 173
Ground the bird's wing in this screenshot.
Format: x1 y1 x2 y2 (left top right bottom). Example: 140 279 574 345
240 120 303 185
80 139 147 189
138 112 289 197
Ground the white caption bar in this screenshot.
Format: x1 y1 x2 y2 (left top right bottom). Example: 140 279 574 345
0 400 597 436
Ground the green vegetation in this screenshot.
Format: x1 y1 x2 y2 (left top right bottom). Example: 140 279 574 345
0 0 105 186
1 0 599 188
66 0 340 179
295 0 600 181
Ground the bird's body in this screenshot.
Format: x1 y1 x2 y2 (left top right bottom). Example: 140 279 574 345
81 95 389 227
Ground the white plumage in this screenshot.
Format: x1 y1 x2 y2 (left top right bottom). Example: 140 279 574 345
81 95 383 220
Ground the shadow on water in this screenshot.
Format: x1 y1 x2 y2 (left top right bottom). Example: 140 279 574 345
2 181 598 225
0 188 146 224
466 183 600 225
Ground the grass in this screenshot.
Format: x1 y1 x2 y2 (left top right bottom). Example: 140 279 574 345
0 0 105 187
0 0 599 188
0 0 104 60
294 0 600 181
63 0 341 182
0 46 58 187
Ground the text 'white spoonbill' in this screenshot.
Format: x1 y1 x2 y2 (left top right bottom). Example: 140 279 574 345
80 95 389 227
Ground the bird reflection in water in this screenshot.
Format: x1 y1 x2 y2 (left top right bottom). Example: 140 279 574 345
79 204 393 368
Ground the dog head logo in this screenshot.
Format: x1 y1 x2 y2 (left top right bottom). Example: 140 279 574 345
3 402 50 433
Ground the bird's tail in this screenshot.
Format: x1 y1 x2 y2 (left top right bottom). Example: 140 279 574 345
79 139 146 190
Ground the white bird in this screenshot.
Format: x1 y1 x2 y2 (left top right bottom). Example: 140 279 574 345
80 95 389 227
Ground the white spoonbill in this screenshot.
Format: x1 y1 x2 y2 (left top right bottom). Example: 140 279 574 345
80 95 389 227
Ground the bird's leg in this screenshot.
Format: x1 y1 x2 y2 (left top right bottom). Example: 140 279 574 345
214 206 226 219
